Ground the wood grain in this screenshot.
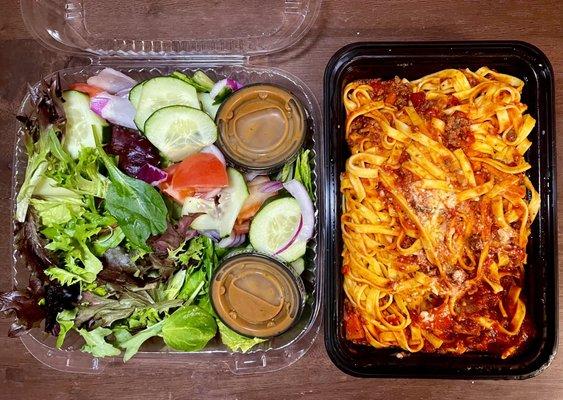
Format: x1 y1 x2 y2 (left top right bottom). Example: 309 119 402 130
1 0 562 399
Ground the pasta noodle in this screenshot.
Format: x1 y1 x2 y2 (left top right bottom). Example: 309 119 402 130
341 68 539 358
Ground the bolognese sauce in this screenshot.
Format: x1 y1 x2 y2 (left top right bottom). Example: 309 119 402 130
341 68 539 358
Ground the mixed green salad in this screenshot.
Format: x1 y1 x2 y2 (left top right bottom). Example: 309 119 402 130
1 68 315 361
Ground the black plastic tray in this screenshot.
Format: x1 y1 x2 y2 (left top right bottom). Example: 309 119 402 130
323 41 558 379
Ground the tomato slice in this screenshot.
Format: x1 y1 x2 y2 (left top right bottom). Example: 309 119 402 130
171 153 228 189
69 83 105 97
157 164 191 203
161 184 195 203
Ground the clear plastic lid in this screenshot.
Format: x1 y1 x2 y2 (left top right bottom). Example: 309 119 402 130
20 0 321 58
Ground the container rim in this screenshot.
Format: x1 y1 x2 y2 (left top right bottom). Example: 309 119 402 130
322 40 558 379
10 63 325 374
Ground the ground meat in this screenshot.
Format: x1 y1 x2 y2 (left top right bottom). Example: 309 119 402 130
418 99 440 117
369 77 412 109
395 167 415 187
410 91 440 118
467 234 483 252
443 111 472 150
347 115 383 148
467 75 479 87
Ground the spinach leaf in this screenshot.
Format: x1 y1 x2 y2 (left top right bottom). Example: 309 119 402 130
161 305 217 352
96 138 168 251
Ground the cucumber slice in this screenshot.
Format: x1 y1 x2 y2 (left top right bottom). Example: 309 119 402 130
290 257 305 275
190 168 249 237
144 105 217 162
133 76 199 130
128 81 145 109
249 197 305 262
182 197 217 216
278 240 307 263
198 92 220 120
62 90 109 159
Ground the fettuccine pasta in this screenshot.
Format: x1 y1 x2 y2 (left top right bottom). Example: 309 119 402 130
341 68 539 358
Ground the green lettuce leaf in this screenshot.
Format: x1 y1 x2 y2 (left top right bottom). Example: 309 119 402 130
118 320 164 362
77 327 121 358
217 320 265 353
295 149 314 200
41 209 115 285
170 71 214 93
33 176 80 198
75 290 182 330
16 128 51 222
112 325 133 346
92 226 125 256
276 160 294 183
178 270 205 301
55 309 77 349
30 197 84 226
163 269 186 301
161 305 216 352
45 132 108 198
275 149 314 199
169 236 206 266
127 307 161 330
197 295 215 317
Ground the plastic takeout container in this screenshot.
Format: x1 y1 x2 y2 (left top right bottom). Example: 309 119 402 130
323 42 558 379
12 0 324 374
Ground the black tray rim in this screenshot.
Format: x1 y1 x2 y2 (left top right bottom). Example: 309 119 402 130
322 40 558 380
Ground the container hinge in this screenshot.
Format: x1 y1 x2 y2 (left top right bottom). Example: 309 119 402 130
90 54 248 67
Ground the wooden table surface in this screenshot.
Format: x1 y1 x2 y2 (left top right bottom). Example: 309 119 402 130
0 0 561 399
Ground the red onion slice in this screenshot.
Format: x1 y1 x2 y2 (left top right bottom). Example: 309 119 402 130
90 92 137 130
283 179 315 241
200 145 225 165
234 234 246 247
199 230 220 241
87 68 136 94
245 171 263 182
90 96 110 115
217 234 235 248
226 78 243 91
260 180 283 193
274 216 303 255
115 87 131 98
217 233 246 248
